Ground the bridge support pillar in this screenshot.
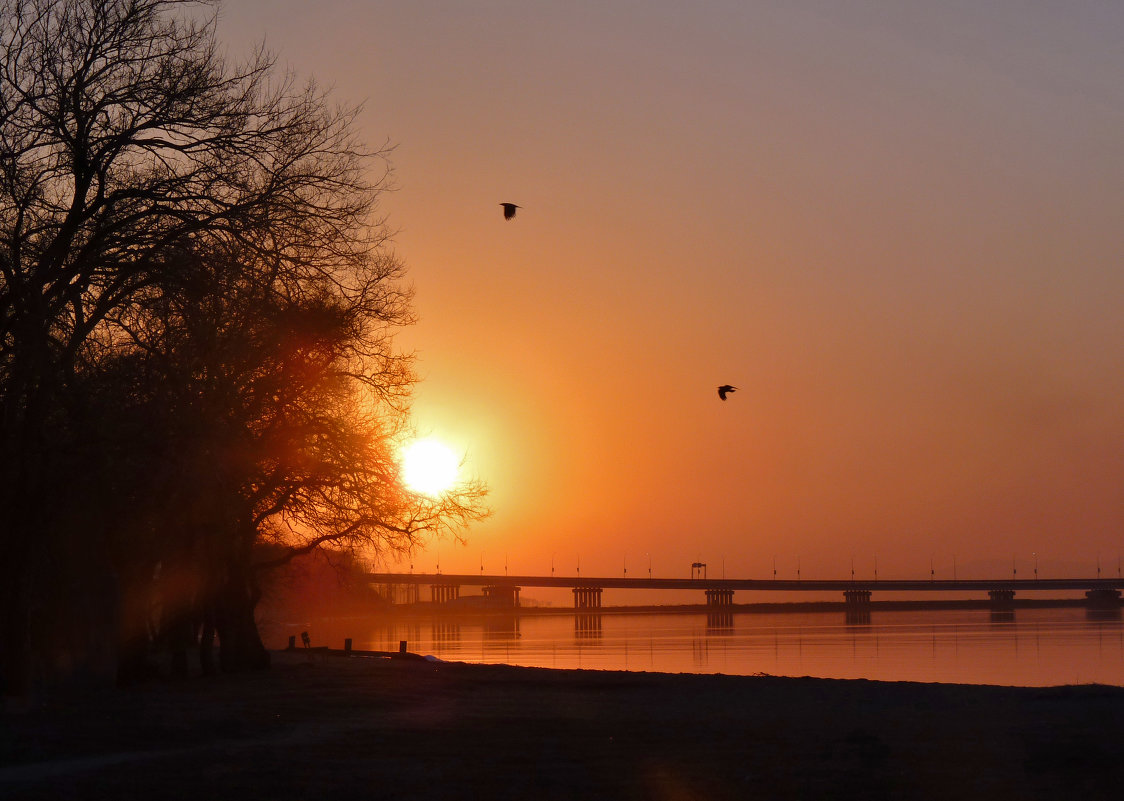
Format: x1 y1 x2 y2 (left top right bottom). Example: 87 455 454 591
573 587 603 609
705 588 734 607
430 583 461 604
843 589 872 606
386 583 419 605
483 585 520 607
988 589 1015 608
1085 589 1122 608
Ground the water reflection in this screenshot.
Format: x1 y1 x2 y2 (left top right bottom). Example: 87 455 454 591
574 613 602 640
275 607 1124 686
706 610 734 632
692 635 710 668
378 622 422 646
432 620 460 645
484 615 519 640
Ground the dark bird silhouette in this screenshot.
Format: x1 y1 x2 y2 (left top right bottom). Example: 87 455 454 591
717 385 737 401
500 202 521 220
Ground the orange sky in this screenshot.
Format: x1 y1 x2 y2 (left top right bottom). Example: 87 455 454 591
224 1 1124 581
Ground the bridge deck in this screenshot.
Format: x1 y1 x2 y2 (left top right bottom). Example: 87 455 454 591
366 572 1124 593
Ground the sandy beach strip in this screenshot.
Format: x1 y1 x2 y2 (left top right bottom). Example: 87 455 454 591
3 650 1124 800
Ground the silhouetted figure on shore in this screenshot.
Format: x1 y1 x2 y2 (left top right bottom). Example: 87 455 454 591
500 202 521 220
717 385 737 401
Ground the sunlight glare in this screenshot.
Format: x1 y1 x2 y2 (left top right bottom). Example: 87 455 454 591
402 439 460 496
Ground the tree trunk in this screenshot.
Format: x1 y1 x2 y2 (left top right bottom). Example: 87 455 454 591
199 609 217 676
0 559 33 699
1 327 63 697
215 571 270 673
114 570 157 687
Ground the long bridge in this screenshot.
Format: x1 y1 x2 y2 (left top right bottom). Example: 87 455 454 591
367 572 1124 610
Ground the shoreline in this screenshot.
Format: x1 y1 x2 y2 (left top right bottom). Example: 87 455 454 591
4 650 1124 799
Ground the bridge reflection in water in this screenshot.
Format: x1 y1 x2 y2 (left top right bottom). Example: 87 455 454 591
432 620 460 646
484 616 520 641
404 605 1121 650
707 610 734 632
276 604 1124 684
575 613 602 639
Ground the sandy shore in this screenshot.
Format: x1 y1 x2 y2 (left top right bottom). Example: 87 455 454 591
3 651 1124 800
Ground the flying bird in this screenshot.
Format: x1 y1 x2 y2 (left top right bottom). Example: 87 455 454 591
500 202 521 220
717 385 737 401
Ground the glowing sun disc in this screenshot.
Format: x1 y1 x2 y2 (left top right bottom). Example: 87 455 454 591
402 439 459 496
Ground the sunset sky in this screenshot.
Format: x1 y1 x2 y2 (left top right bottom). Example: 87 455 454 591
224 1 1123 581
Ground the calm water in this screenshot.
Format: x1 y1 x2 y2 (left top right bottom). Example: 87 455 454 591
277 607 1124 687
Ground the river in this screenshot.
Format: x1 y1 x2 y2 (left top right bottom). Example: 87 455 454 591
270 606 1124 687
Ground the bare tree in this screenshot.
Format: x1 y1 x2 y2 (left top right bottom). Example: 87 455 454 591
96 247 484 678
1 1 483 693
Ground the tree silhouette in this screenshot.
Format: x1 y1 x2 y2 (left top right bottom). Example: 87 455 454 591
1 0 484 693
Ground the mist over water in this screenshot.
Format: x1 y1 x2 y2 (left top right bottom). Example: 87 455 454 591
270 607 1124 687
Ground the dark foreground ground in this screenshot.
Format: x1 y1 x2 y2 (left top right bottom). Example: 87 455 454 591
3 651 1124 801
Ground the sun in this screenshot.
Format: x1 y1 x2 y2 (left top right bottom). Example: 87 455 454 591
401 438 460 496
